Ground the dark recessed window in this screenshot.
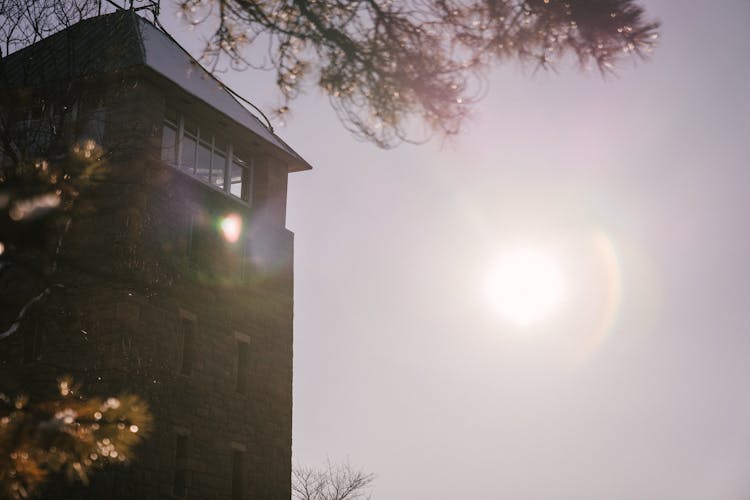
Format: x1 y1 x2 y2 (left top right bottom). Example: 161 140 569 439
236 340 249 395
180 317 195 375
173 434 189 497
187 213 213 270
231 450 244 500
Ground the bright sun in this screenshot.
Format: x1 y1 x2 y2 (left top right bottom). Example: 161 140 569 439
485 249 566 327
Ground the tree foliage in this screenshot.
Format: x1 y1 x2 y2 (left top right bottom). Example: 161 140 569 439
0 377 152 500
181 0 660 147
0 9 152 497
293 461 375 500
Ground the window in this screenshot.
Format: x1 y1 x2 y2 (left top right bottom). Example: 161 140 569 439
181 120 197 175
179 314 196 375
16 98 54 153
195 139 209 182
236 340 249 395
231 449 245 500
230 157 252 202
161 121 177 164
173 433 189 497
162 107 253 202
79 98 106 145
212 149 226 189
187 211 213 269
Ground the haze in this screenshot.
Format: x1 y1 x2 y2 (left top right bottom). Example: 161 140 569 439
164 1 750 498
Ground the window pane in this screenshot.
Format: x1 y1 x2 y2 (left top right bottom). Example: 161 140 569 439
230 160 244 199
196 140 211 183
180 134 196 173
161 123 177 164
212 151 226 189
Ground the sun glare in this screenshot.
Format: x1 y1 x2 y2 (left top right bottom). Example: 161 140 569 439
220 214 243 243
485 249 565 327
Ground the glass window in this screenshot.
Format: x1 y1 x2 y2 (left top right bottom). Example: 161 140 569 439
181 134 197 173
196 140 211 183
161 123 177 164
229 160 244 199
231 157 251 201
162 111 256 203
212 150 226 189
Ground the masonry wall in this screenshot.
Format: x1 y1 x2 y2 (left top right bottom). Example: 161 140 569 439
0 75 295 500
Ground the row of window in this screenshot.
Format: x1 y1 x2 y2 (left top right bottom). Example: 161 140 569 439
174 433 245 500
179 312 250 395
161 107 253 203
175 313 250 499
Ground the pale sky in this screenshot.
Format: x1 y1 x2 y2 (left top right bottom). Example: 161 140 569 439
165 1 750 498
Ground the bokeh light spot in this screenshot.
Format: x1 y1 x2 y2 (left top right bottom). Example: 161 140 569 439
220 213 243 243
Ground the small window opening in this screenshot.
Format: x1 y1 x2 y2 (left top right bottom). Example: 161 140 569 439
180 317 195 375
236 340 249 394
173 434 189 497
231 450 245 500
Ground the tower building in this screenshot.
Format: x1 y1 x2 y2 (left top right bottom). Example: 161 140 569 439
0 10 310 500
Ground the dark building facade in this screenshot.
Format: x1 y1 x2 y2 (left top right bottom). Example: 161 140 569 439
0 11 310 500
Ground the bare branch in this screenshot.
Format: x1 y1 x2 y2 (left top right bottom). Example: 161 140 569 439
178 0 659 148
293 461 375 500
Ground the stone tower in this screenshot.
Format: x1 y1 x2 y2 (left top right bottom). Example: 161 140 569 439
0 10 310 500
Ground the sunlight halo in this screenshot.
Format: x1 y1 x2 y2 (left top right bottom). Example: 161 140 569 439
485 248 566 327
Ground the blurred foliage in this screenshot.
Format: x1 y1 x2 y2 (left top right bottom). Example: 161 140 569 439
0 11 151 500
180 0 660 147
0 0 112 264
0 377 152 500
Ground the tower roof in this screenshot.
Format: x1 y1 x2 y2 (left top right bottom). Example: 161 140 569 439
4 10 312 172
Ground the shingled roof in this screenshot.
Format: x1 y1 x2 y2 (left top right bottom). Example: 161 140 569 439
3 10 311 172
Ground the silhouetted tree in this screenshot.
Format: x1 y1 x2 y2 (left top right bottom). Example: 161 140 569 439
0 6 155 496
0 0 121 262
293 462 375 500
0 377 152 500
180 0 660 147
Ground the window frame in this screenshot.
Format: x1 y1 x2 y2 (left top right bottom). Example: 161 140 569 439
173 431 190 498
178 309 197 376
235 332 251 395
161 107 254 204
230 442 246 500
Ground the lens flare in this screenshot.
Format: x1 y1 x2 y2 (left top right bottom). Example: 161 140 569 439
219 214 242 243
486 248 566 327
576 231 623 360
